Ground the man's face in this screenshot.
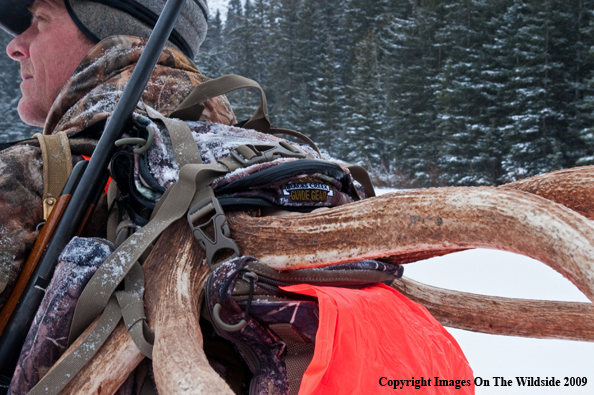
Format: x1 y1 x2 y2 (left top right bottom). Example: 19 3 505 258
5 0 95 126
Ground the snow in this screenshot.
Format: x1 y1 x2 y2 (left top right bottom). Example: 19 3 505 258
406 250 594 395
376 188 594 395
208 0 230 20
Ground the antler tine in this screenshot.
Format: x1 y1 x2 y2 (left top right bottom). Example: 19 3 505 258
46 320 144 394
501 165 594 220
143 218 234 395
392 276 594 342
50 179 594 394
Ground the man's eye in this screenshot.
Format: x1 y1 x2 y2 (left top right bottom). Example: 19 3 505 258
32 13 49 25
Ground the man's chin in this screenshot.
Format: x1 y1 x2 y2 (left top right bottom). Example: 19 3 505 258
17 99 47 127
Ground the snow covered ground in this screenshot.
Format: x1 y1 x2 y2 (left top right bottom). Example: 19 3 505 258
376 188 594 394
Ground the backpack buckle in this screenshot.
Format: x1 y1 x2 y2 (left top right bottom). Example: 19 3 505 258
231 141 307 167
187 196 241 266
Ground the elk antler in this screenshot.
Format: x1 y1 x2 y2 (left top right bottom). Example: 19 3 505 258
143 219 234 395
392 276 594 341
49 219 233 395
230 187 594 302
501 165 594 220
54 182 594 394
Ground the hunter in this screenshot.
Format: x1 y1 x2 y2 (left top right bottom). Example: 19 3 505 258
0 0 235 310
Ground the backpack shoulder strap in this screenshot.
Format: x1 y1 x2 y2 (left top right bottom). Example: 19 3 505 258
33 132 73 220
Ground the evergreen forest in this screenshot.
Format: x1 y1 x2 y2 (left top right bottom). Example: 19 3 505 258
199 0 594 187
2 0 594 187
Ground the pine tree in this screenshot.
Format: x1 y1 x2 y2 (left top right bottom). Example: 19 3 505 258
196 10 226 78
433 0 505 185
344 32 388 167
565 0 594 166
382 3 444 186
267 0 303 130
311 37 344 152
487 0 594 180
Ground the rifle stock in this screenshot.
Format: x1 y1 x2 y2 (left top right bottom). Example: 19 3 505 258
0 0 188 391
0 161 86 336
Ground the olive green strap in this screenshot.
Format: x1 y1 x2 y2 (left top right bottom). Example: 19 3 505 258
28 298 121 395
34 132 73 220
171 74 271 133
144 104 203 167
69 163 229 344
115 263 154 358
28 262 148 395
270 128 322 158
168 75 323 159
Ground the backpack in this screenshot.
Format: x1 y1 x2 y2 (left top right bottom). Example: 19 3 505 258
8 75 402 395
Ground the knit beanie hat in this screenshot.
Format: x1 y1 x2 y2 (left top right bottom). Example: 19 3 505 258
64 0 209 59
0 0 208 59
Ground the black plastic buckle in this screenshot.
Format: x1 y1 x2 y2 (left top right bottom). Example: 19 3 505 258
187 196 240 266
231 141 307 167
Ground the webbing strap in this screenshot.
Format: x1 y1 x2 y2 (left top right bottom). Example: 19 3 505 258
167 75 323 162
114 263 154 358
268 323 315 395
68 163 229 344
28 298 120 395
34 132 73 220
145 105 203 167
346 165 376 198
28 262 147 395
270 128 322 158
170 74 271 133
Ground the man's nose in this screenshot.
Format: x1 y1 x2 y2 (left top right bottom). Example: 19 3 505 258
6 32 30 61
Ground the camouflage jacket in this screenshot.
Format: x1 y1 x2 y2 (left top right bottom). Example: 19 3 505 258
0 35 235 309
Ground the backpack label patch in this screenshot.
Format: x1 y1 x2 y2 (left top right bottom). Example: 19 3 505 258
281 177 334 203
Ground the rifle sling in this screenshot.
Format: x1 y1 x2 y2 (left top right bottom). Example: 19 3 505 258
34 132 73 220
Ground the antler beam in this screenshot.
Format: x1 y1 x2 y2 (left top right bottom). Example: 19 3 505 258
230 187 594 302
392 277 594 341
143 219 234 395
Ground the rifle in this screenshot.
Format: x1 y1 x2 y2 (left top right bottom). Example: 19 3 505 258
0 0 188 391
0 160 90 336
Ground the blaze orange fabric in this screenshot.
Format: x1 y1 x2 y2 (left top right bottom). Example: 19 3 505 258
81 155 112 194
281 283 474 395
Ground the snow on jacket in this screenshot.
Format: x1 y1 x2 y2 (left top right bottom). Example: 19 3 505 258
0 35 235 309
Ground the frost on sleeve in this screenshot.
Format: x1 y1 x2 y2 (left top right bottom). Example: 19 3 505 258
0 144 44 309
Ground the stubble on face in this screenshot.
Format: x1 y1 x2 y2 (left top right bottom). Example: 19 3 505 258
6 0 95 126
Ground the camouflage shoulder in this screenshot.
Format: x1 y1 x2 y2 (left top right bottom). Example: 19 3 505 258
0 144 44 307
